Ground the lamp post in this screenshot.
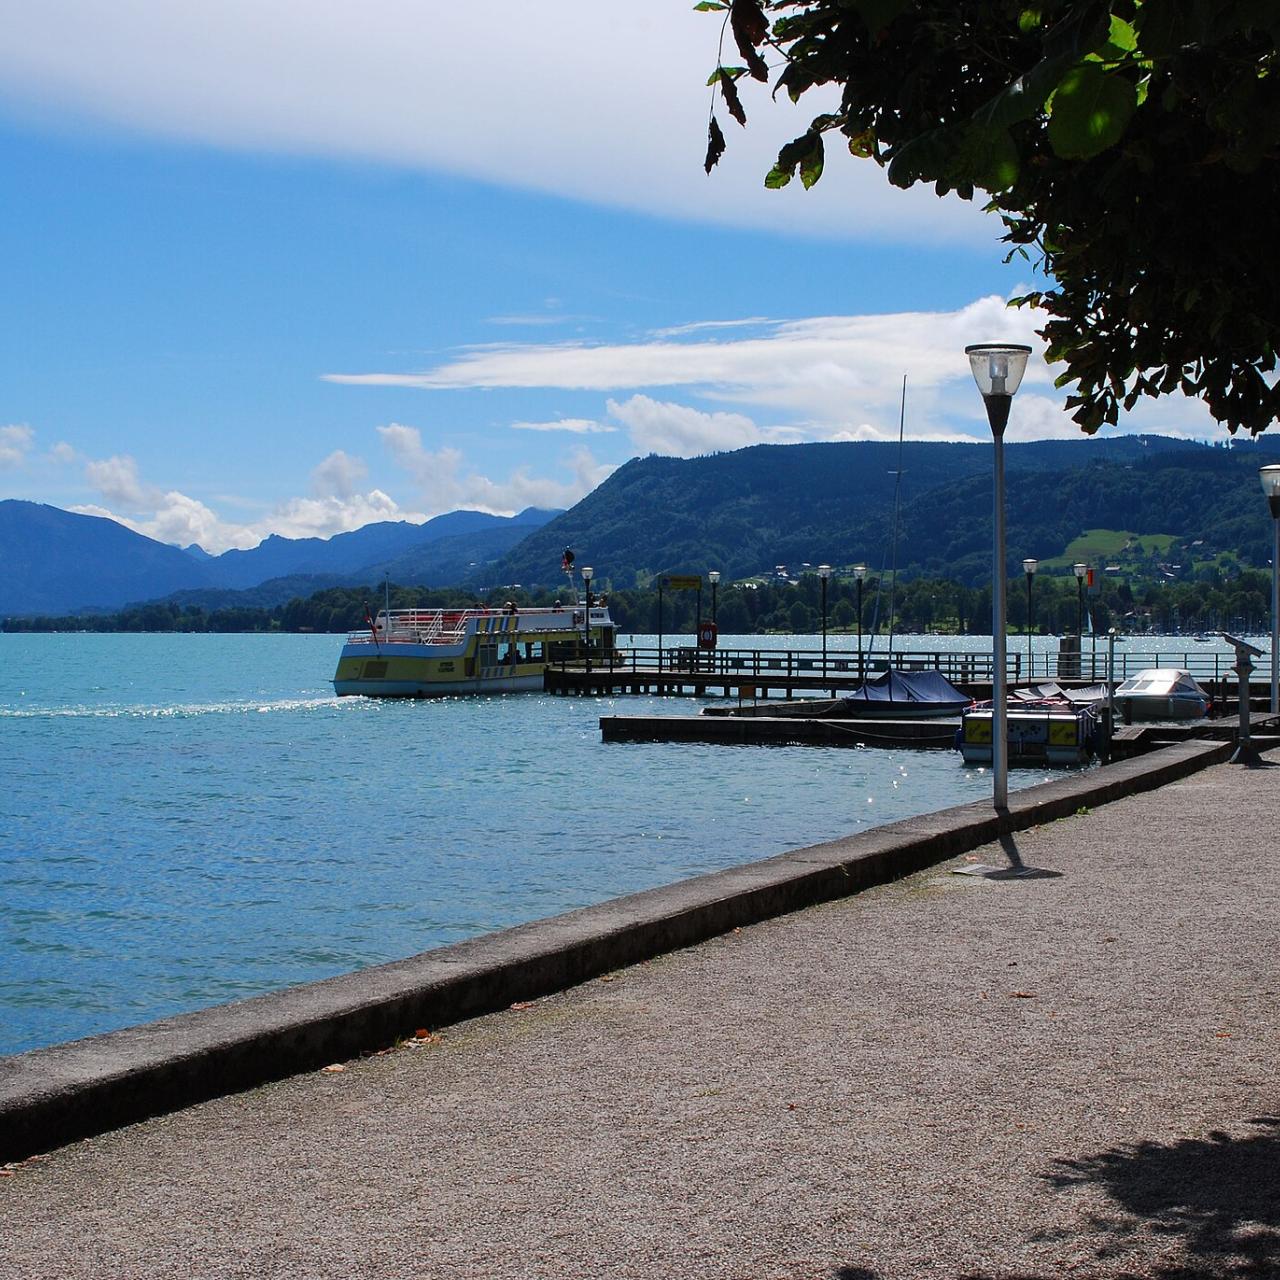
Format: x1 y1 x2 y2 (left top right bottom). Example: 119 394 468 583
966 342 1032 811
817 564 831 679
581 565 593 676
1073 562 1087 637
853 563 867 682
708 569 720 624
1260 466 1280 714
1022 558 1037 679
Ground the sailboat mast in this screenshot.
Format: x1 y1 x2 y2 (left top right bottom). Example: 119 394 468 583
886 374 907 663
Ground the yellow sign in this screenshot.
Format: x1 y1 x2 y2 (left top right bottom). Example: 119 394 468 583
663 575 702 591
964 718 993 743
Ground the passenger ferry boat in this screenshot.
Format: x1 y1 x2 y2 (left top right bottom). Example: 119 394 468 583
332 601 616 697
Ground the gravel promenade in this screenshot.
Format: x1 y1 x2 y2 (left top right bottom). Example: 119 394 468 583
2 752 1278 1279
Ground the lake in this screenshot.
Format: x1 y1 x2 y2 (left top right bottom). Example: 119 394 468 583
0 630 1115 1056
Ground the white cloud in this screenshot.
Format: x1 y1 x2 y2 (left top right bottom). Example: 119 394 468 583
311 449 367 500
84 453 150 506
606 395 791 456
0 424 34 469
49 441 79 465
331 293 1228 449
378 422 612 513
76 449 418 552
511 418 615 434
0 1 997 246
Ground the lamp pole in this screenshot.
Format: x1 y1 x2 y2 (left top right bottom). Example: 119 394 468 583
1023 558 1037 680
708 569 720 624
966 342 1032 811
581 566 594 676
854 563 867 682
817 564 831 679
1261 466 1280 714
1073 562 1087 638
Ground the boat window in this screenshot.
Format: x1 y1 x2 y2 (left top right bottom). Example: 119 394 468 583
523 641 544 662
479 644 498 668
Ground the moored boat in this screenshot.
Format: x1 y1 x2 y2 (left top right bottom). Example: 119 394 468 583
958 703 1099 766
833 669 972 719
1112 668 1210 721
332 601 615 697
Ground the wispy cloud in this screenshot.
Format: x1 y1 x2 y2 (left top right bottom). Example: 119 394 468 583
0 1 997 245
511 418 616 434
378 423 614 515
327 293 1225 450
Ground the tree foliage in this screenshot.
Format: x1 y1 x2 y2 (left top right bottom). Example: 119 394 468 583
703 0 1280 435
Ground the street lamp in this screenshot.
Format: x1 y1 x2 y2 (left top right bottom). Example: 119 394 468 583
966 342 1032 811
853 563 867 682
1073 562 1088 637
708 569 721 624
1260 466 1280 714
1023 558 1038 679
581 565 594 676
817 564 832 678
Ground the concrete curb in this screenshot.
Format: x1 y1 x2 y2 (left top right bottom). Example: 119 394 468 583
0 737 1232 1162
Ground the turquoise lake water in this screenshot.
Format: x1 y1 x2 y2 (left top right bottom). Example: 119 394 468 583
0 631 1112 1057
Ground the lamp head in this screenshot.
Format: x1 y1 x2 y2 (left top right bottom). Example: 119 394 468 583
853 563 867 582
1073 562 1088 581
817 564 832 580
1023 558 1038 576
708 570 720 585
1261 465 1280 517
581 565 593 582
965 343 1032 398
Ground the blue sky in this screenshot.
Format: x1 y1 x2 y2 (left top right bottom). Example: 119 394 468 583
0 1 1220 552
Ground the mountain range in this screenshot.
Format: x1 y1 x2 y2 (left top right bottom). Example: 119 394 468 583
0 503 559 616
5 434 1280 618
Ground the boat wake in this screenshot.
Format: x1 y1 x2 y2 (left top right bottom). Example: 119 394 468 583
0 695 354 720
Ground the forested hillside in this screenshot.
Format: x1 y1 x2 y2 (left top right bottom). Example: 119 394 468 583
494 437 1280 590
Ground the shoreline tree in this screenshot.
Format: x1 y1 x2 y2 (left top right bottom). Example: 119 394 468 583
702 0 1280 435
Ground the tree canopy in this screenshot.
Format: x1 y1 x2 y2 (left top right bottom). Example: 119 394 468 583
702 0 1280 436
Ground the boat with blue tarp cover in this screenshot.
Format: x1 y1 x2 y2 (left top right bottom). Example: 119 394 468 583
832 669 973 719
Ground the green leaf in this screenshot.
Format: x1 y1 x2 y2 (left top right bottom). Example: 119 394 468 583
800 132 824 188
851 0 908 36
706 66 746 86
846 129 876 159
693 1 727 10
973 128 1020 192
1018 8 1042 34
1048 62 1137 159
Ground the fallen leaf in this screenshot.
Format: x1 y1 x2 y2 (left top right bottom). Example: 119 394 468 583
511 1001 534 1011
1010 991 1037 999
1215 1032 1232 1039
600 975 616 983
0 1169 15 1178
322 1064 346 1074
413 1028 431 1040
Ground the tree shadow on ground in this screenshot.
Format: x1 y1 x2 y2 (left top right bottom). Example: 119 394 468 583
1038 1116 1280 1277
830 1119 1280 1279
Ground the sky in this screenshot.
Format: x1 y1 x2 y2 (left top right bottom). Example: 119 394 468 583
0 0 1225 554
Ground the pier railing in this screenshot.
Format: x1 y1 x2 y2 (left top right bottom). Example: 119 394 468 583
553 643 1257 686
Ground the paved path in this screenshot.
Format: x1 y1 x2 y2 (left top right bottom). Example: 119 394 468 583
3 754 1278 1279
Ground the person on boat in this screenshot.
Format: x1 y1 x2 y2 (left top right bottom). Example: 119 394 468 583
553 599 563 611
504 600 518 615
